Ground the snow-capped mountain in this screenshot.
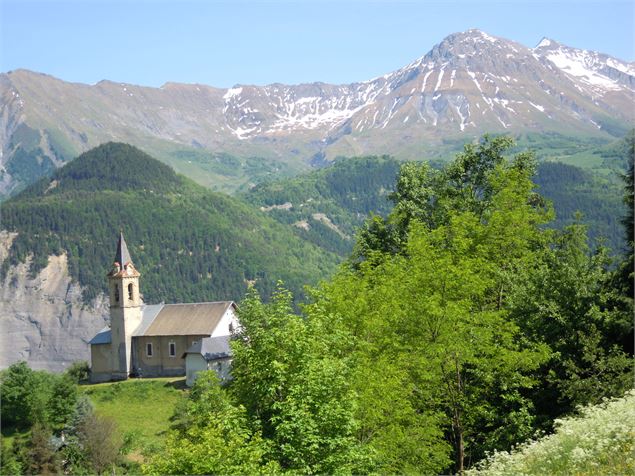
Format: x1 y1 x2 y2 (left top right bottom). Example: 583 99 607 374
1 29 633 196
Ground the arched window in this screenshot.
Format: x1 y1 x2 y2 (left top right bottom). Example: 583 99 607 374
128 283 134 301
114 285 120 303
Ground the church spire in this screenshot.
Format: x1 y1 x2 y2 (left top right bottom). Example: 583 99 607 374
109 232 139 277
114 232 133 268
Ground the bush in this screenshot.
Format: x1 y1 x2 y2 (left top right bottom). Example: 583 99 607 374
65 361 90 383
0 361 79 430
468 390 635 476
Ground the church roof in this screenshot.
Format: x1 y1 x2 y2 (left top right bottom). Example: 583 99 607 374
132 304 164 337
136 301 236 337
114 232 133 267
89 327 112 345
183 335 232 361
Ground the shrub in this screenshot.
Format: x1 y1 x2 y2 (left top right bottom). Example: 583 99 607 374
65 361 90 383
468 390 635 476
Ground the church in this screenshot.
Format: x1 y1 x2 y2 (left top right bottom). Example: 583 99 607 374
89 233 238 385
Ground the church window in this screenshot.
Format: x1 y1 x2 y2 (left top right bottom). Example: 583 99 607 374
114 285 120 303
128 283 134 301
169 342 176 357
146 342 153 357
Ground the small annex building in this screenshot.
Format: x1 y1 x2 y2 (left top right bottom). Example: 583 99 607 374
89 233 238 385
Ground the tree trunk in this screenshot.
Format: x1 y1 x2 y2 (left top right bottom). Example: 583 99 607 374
457 424 464 474
455 360 464 474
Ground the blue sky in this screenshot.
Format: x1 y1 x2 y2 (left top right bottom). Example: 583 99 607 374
1 0 633 88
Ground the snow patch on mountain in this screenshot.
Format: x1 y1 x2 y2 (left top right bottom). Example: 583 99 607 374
544 50 621 90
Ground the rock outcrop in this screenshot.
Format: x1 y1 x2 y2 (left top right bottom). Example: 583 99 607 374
0 231 109 372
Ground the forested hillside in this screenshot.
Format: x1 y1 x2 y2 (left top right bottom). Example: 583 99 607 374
245 140 629 256
535 162 626 252
0 143 339 304
243 156 401 254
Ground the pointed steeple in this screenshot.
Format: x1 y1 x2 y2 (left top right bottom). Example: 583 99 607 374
114 232 133 268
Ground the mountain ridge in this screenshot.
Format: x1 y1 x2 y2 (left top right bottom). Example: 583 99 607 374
2 29 634 196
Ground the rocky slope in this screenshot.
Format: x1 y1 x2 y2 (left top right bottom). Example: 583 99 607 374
0 231 109 371
1 29 633 197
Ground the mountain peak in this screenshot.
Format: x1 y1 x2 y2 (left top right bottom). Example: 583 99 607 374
16 143 182 199
534 37 562 51
440 29 502 46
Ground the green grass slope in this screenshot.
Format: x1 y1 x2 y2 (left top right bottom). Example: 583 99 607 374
81 378 185 454
0 143 340 304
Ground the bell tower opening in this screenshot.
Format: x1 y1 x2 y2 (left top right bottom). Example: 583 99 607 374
128 283 134 301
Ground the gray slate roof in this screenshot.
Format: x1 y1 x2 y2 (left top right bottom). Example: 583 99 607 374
183 335 232 361
89 327 112 345
132 304 164 336
114 232 133 266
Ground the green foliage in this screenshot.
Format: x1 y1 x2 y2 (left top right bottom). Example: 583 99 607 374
0 437 23 476
508 223 633 423
0 364 127 475
616 130 634 300
46 375 78 428
230 286 368 474
468 390 635 476
321 215 549 472
352 135 551 265
144 372 279 475
318 136 597 472
1 142 339 304
65 361 90 383
0 361 78 430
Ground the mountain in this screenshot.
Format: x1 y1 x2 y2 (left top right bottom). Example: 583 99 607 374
2 29 634 197
0 143 339 370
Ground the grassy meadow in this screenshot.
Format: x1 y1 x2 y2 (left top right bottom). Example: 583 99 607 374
80 378 186 457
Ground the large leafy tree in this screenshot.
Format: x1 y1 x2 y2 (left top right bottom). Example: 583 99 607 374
509 223 633 423
230 287 368 474
0 361 78 430
321 136 553 472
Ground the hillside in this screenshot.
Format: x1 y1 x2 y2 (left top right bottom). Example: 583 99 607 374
245 151 628 256
535 162 626 251
1 142 339 302
243 156 401 254
2 29 634 197
0 143 340 370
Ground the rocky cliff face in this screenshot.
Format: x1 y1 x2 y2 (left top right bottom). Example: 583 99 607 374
0 231 109 372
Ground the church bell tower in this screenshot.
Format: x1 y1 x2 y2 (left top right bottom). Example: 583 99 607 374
108 232 142 380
